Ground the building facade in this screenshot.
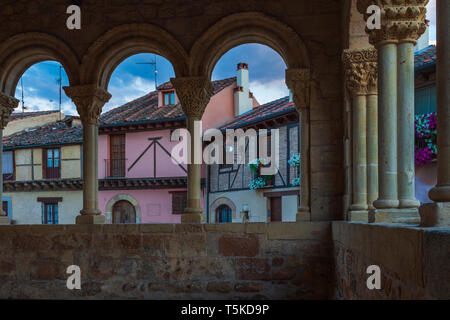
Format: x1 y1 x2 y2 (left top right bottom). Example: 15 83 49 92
2 116 83 224
97 64 259 223
208 96 300 223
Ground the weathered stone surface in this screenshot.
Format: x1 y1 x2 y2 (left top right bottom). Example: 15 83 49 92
218 234 259 257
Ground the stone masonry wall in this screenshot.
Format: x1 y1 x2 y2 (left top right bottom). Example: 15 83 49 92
333 222 450 299
0 222 333 299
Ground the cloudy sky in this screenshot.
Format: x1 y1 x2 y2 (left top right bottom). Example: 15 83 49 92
14 0 437 116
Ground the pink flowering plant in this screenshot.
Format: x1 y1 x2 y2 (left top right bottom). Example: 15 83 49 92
415 112 437 166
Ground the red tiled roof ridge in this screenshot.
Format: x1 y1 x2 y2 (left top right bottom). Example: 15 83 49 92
10 110 60 122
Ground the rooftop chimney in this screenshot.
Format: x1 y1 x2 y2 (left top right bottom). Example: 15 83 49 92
234 63 253 116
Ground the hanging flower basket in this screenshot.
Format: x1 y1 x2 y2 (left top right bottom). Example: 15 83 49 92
415 112 437 166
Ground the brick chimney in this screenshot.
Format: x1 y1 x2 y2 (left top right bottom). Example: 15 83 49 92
234 63 253 116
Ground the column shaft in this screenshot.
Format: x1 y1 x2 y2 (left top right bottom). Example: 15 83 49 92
351 95 368 211
366 93 378 209
298 108 310 218
374 43 399 209
398 42 420 208
81 123 99 215
429 0 450 202
185 117 203 216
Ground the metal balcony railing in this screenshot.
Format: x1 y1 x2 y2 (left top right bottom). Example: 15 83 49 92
105 159 127 178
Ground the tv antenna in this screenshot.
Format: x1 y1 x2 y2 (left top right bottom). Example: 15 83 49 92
136 54 158 91
42 62 63 120
20 78 27 113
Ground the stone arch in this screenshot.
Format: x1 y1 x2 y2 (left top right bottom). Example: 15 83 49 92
209 197 237 223
189 12 310 78
105 194 142 224
80 24 189 90
0 33 80 96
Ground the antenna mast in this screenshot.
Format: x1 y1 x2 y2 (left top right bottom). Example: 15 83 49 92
20 78 26 113
136 54 158 91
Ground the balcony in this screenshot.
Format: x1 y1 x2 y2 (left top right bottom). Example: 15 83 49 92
105 158 127 178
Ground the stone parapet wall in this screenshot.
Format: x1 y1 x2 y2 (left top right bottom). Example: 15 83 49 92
332 222 450 299
0 222 333 299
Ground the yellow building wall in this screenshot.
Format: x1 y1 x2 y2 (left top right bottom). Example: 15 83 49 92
13 145 81 181
61 145 81 179
3 112 63 137
15 149 32 181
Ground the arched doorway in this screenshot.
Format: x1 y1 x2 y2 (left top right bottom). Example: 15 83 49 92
112 200 136 224
216 204 232 223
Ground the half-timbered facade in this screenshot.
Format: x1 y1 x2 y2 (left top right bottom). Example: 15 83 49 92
2 116 83 224
98 64 259 223
207 96 300 223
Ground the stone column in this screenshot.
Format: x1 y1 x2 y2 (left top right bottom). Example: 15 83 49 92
420 0 450 226
171 77 213 223
357 0 428 223
63 85 111 224
286 69 311 221
343 48 378 221
0 93 18 225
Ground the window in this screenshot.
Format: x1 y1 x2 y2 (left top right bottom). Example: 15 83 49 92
2 201 8 216
109 134 126 177
216 205 232 223
42 202 59 225
171 191 187 214
163 91 175 105
43 148 61 179
38 197 62 224
2 151 14 181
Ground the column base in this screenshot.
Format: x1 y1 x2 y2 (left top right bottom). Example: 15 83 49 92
296 207 311 221
419 202 450 227
399 198 421 209
181 214 205 224
348 210 369 222
429 185 450 203
0 216 11 225
368 208 420 225
76 215 105 224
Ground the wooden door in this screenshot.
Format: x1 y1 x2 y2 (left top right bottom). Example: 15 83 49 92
216 205 232 223
112 200 136 224
44 148 61 179
110 134 125 177
270 197 282 222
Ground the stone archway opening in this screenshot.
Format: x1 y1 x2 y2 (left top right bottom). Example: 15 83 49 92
112 200 136 224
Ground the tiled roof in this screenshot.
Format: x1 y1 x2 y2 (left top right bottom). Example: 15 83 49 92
3 119 82 149
9 110 60 122
100 77 236 126
220 96 295 130
415 45 436 70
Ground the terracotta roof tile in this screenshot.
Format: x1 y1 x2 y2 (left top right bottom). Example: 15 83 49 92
415 45 436 70
220 96 295 130
100 77 236 126
9 110 60 122
3 120 82 149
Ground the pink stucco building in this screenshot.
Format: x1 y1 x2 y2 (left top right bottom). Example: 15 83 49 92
98 64 259 223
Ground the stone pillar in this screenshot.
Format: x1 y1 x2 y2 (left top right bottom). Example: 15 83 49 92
63 85 111 224
420 0 450 226
343 48 378 221
171 77 213 223
0 93 18 225
286 69 311 221
357 0 428 223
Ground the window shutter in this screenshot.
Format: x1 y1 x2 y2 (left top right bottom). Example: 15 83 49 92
172 192 187 214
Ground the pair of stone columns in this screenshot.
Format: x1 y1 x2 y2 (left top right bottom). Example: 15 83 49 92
65 79 215 224
0 93 19 225
357 0 428 223
343 49 379 221
286 69 311 221
420 0 450 227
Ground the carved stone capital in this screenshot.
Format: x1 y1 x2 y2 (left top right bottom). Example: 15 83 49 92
357 0 429 45
170 77 214 119
0 93 19 129
63 85 111 126
285 69 310 110
342 48 378 96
